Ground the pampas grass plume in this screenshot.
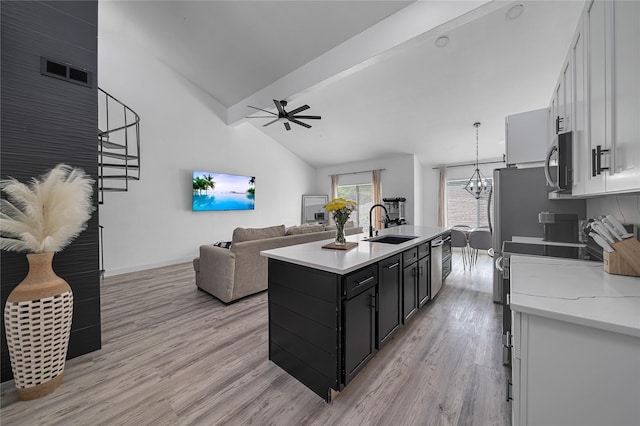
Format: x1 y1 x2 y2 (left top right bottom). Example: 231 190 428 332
0 164 95 253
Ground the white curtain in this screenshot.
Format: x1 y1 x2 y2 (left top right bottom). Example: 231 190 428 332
329 174 339 224
372 169 382 230
330 174 338 200
438 166 447 227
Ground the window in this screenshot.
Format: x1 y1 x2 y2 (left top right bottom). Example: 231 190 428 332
337 183 373 229
446 178 493 228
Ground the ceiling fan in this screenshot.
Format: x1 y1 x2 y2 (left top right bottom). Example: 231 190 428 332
247 99 321 131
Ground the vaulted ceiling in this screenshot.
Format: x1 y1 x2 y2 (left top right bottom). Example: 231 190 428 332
101 0 585 168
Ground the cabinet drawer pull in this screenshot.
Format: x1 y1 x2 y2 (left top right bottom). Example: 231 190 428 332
386 262 399 269
356 276 375 287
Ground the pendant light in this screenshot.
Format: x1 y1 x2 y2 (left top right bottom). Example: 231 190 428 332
464 122 491 199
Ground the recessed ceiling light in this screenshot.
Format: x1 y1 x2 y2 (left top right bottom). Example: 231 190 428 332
506 4 525 21
435 36 449 48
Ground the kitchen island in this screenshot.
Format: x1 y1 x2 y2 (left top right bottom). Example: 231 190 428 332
261 225 449 401
509 255 640 426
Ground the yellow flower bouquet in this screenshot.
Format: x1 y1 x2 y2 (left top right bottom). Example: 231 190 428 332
325 197 357 245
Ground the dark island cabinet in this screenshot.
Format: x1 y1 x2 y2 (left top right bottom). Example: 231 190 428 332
376 254 402 348
343 285 376 384
402 248 419 322
403 244 430 321
267 233 445 402
417 243 431 308
268 259 342 401
417 256 430 307
342 264 378 384
442 231 452 280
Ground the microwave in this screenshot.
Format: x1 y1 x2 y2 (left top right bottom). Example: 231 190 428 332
544 131 573 191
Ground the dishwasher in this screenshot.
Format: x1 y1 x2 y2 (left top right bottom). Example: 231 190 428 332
431 237 444 298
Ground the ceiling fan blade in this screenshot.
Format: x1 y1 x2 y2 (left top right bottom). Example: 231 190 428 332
274 99 286 116
262 118 279 127
284 122 291 131
287 105 310 115
247 116 277 118
292 115 321 120
248 105 277 116
290 118 311 129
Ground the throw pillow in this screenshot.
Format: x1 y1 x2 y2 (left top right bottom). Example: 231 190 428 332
232 224 286 244
213 241 232 249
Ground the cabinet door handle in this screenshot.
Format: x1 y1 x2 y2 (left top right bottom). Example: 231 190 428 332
596 145 609 175
506 378 513 402
369 293 377 309
591 148 597 177
386 262 399 269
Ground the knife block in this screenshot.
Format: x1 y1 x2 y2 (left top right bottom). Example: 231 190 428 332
603 238 640 277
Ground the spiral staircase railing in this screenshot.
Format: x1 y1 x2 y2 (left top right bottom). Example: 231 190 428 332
98 88 140 276
98 87 140 204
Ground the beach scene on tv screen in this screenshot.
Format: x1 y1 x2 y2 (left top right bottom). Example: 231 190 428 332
193 171 255 211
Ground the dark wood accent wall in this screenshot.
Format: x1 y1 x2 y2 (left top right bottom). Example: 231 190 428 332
1 1 100 382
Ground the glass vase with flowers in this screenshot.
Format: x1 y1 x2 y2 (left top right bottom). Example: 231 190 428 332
325 197 357 246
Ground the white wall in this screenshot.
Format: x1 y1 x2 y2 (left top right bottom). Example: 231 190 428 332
98 6 315 275
413 156 423 226
314 155 416 225
587 194 640 233
422 166 440 225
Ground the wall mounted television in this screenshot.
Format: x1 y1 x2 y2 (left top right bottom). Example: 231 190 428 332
192 171 255 211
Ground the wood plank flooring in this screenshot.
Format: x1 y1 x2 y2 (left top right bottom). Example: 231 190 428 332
1 250 511 425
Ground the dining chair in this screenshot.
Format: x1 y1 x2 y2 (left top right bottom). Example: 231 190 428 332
450 228 470 269
468 229 492 266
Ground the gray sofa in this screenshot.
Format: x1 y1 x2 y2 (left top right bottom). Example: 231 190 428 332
193 223 362 303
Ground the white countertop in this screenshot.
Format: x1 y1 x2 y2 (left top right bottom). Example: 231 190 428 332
510 255 640 337
261 225 448 275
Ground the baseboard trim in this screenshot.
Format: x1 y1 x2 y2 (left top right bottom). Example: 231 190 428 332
102 257 194 278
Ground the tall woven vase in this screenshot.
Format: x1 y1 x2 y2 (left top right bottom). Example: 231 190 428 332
4 252 73 400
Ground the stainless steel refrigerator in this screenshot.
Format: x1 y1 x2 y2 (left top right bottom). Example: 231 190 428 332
491 167 586 303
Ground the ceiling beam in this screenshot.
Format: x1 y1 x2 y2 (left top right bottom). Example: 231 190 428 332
227 0 500 125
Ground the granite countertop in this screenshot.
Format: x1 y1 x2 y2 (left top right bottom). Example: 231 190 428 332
510 255 640 337
261 225 448 274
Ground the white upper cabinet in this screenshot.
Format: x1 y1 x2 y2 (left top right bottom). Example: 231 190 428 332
551 56 573 137
505 108 549 165
606 0 640 193
584 0 607 194
581 0 640 195
571 16 587 196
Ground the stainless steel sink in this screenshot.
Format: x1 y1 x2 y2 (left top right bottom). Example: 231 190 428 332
364 235 418 244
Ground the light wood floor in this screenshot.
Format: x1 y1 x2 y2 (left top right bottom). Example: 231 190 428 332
1 250 511 425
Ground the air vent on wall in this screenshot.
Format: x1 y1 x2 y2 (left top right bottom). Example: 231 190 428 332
40 57 92 87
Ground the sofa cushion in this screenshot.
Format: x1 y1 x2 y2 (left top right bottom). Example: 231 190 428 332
232 224 286 244
285 224 325 235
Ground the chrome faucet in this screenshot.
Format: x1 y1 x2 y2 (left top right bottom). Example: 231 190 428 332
369 204 391 237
